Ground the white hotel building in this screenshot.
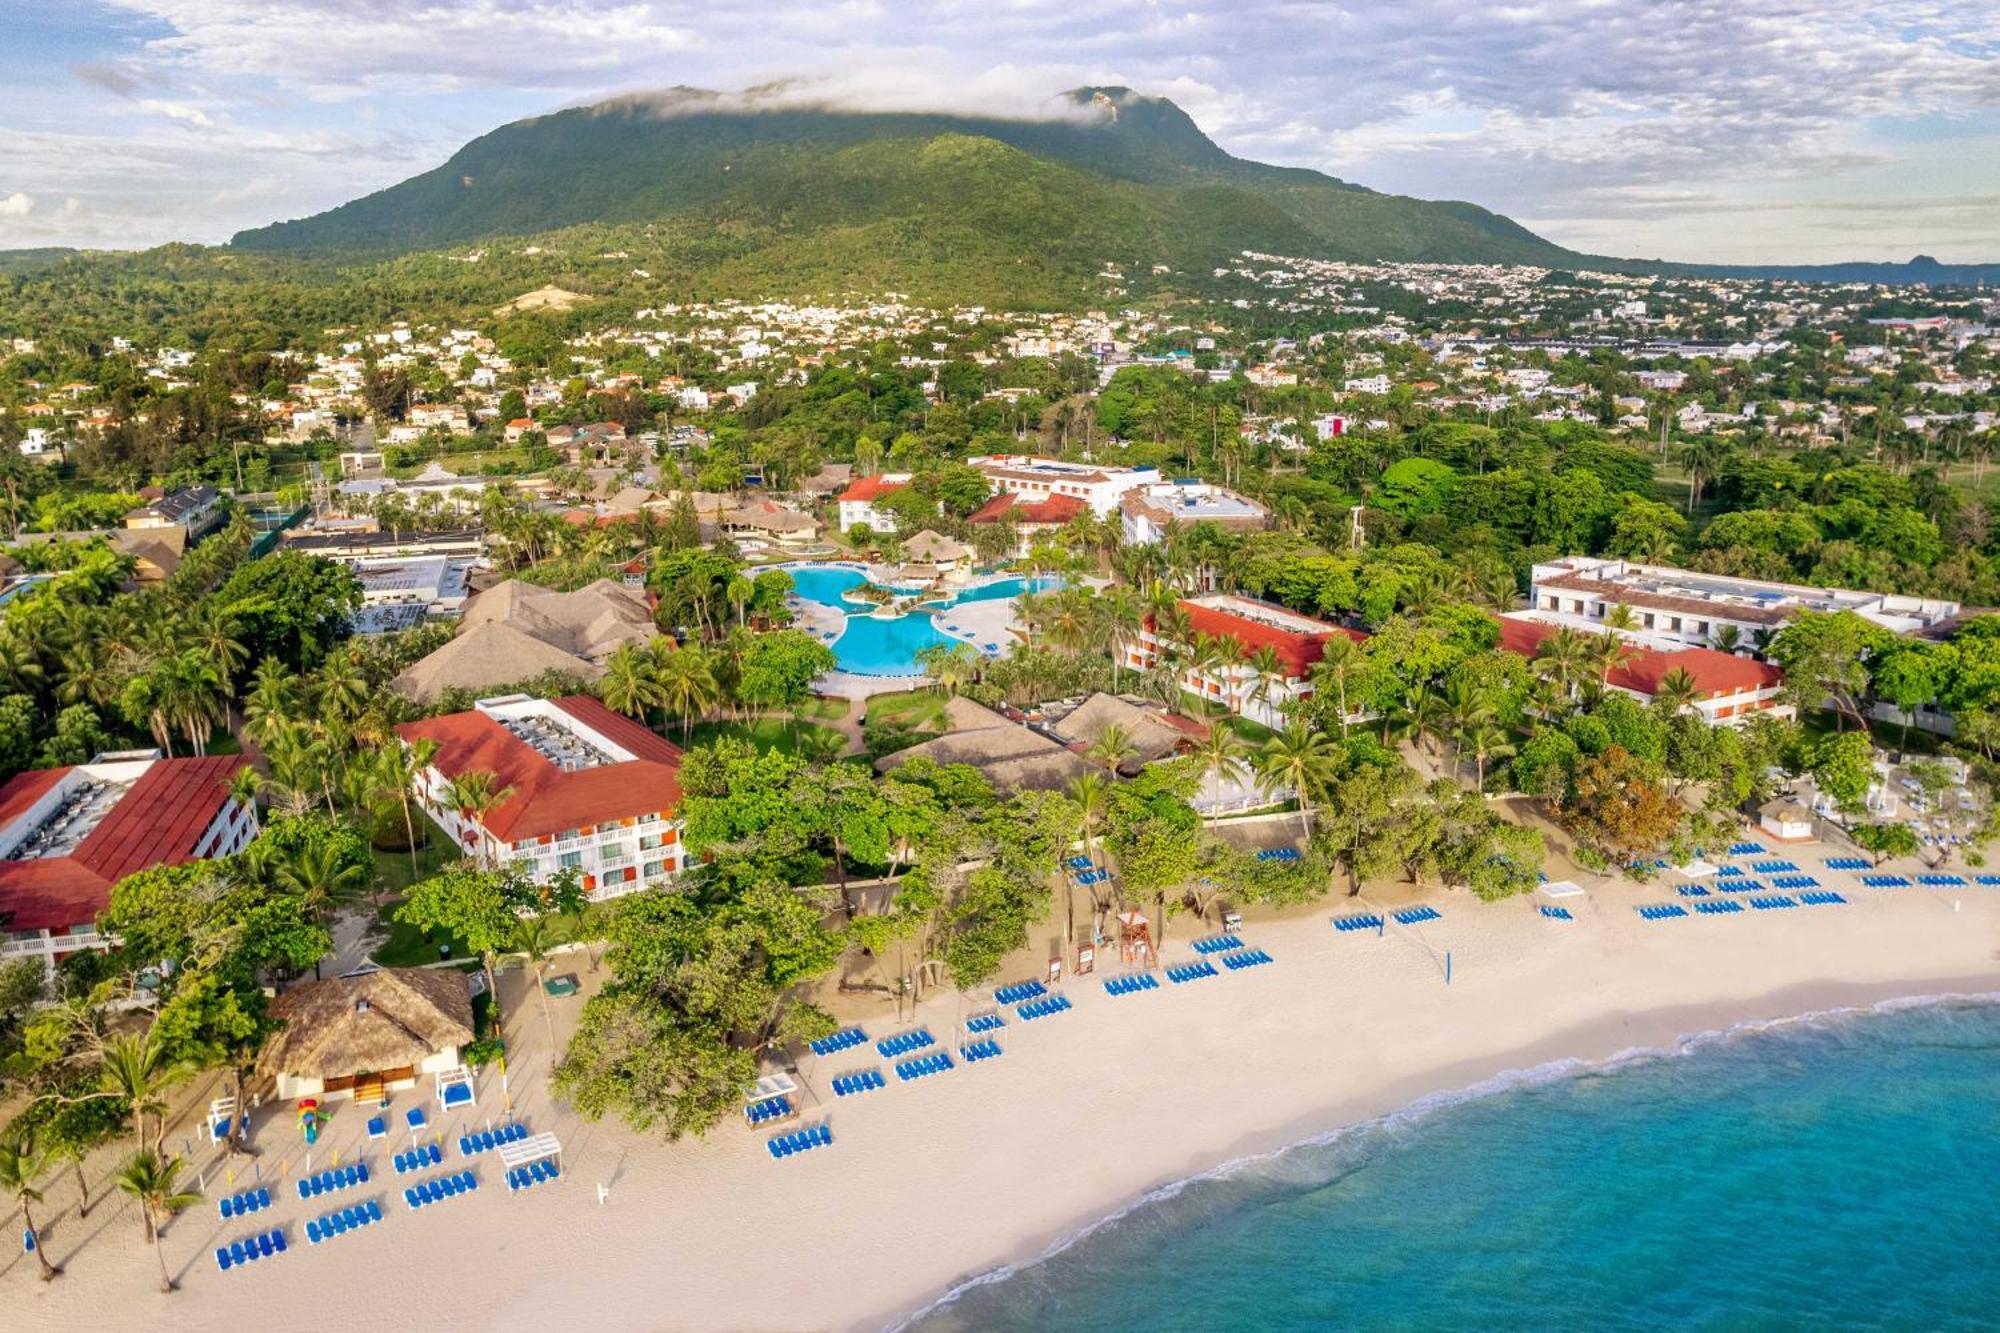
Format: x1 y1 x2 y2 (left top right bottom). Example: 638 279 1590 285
969 455 1162 518
398 694 686 901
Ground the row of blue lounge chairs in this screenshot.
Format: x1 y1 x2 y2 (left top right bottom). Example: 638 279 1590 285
897 1052 954 1081
1075 868 1111 886
297 1162 368 1198
1638 904 1688 920
994 980 1047 1006
1824 857 1870 870
1800 891 1847 905
1220 948 1272 970
1019 995 1073 1021
1540 905 1573 921
745 1095 792 1126
404 1170 477 1209
1751 860 1799 874
1104 973 1159 997
769 1125 831 1159
966 1013 1005 1033
460 1123 528 1156
1333 914 1384 933
1191 934 1243 954
507 1160 561 1190
1254 847 1302 862
877 1028 935 1057
393 1143 443 1174
1749 895 1799 910
811 1026 869 1056
1771 875 1820 890
1166 960 1219 983
1728 842 1767 856
1979 876 2000 886
832 1069 886 1097
1677 884 1711 898
1716 865 1744 877
219 1186 271 1218
1694 900 1743 915
215 1229 286 1270
1715 879 1763 893
1862 875 1912 887
1918 874 1968 887
1394 906 1442 925
306 1201 382 1242
961 1039 1003 1063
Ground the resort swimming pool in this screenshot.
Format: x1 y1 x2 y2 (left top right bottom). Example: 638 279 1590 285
778 563 1052 676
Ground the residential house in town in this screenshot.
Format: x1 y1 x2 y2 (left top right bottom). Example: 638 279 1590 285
125 484 225 541
1119 482 1271 546
0 753 257 974
1126 594 1369 729
397 694 685 901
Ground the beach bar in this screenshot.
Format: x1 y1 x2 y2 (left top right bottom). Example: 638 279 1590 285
258 967 475 1104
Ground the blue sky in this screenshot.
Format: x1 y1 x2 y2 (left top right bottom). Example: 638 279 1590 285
4 1 1999 264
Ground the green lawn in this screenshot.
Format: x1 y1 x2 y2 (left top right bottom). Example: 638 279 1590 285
1221 715 1278 744
800 696 851 722
370 811 460 897
865 690 947 729
370 902 473 968
684 717 847 756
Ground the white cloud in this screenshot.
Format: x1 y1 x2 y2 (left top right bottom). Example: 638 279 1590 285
0 193 34 218
11 0 2000 261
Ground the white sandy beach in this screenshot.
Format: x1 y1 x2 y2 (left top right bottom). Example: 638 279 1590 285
5 865 1998 1333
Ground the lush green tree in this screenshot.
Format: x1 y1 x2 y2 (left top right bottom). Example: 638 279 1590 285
1808 731 1876 815
1851 821 1919 866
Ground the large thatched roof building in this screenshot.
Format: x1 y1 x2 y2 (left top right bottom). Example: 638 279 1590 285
259 967 474 1103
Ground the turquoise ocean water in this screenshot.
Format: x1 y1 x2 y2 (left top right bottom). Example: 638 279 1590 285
905 996 2000 1331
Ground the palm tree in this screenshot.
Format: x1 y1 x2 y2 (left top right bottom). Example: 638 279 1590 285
600 641 667 726
1084 724 1135 774
1192 726 1250 822
1256 722 1341 839
367 739 437 883
1245 643 1288 724
241 658 298 742
270 838 370 919
186 606 248 690
1462 721 1514 792
0 1132 60 1281
313 650 371 729
653 644 721 740
114 1149 201 1294
439 771 516 868
1067 770 1111 944
1652 666 1701 717
1602 602 1641 632
1711 624 1744 655
1444 679 1495 779
1534 628 1591 705
1588 633 1633 695
1095 588 1143 688
98 1028 177 1152
1311 635 1364 732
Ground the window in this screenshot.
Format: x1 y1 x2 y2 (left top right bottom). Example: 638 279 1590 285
644 859 665 879
639 833 664 851
558 851 583 870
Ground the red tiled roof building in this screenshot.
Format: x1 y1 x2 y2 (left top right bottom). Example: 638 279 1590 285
0 754 256 972
1127 595 1370 728
397 694 686 900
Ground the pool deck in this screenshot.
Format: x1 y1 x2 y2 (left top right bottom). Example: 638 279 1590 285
934 599 1020 657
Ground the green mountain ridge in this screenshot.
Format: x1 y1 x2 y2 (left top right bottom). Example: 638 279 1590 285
230 86 1582 274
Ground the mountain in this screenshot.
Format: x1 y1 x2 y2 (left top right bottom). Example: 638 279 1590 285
230 87 1582 276
1678 254 2000 287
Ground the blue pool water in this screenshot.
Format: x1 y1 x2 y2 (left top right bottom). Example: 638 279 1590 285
779 564 1051 676
906 995 2000 1331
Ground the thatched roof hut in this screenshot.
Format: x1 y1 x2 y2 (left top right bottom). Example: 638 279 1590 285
259 968 474 1101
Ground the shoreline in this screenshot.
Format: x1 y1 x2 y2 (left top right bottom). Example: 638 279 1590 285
890 978 2000 1332
6 879 1998 1333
